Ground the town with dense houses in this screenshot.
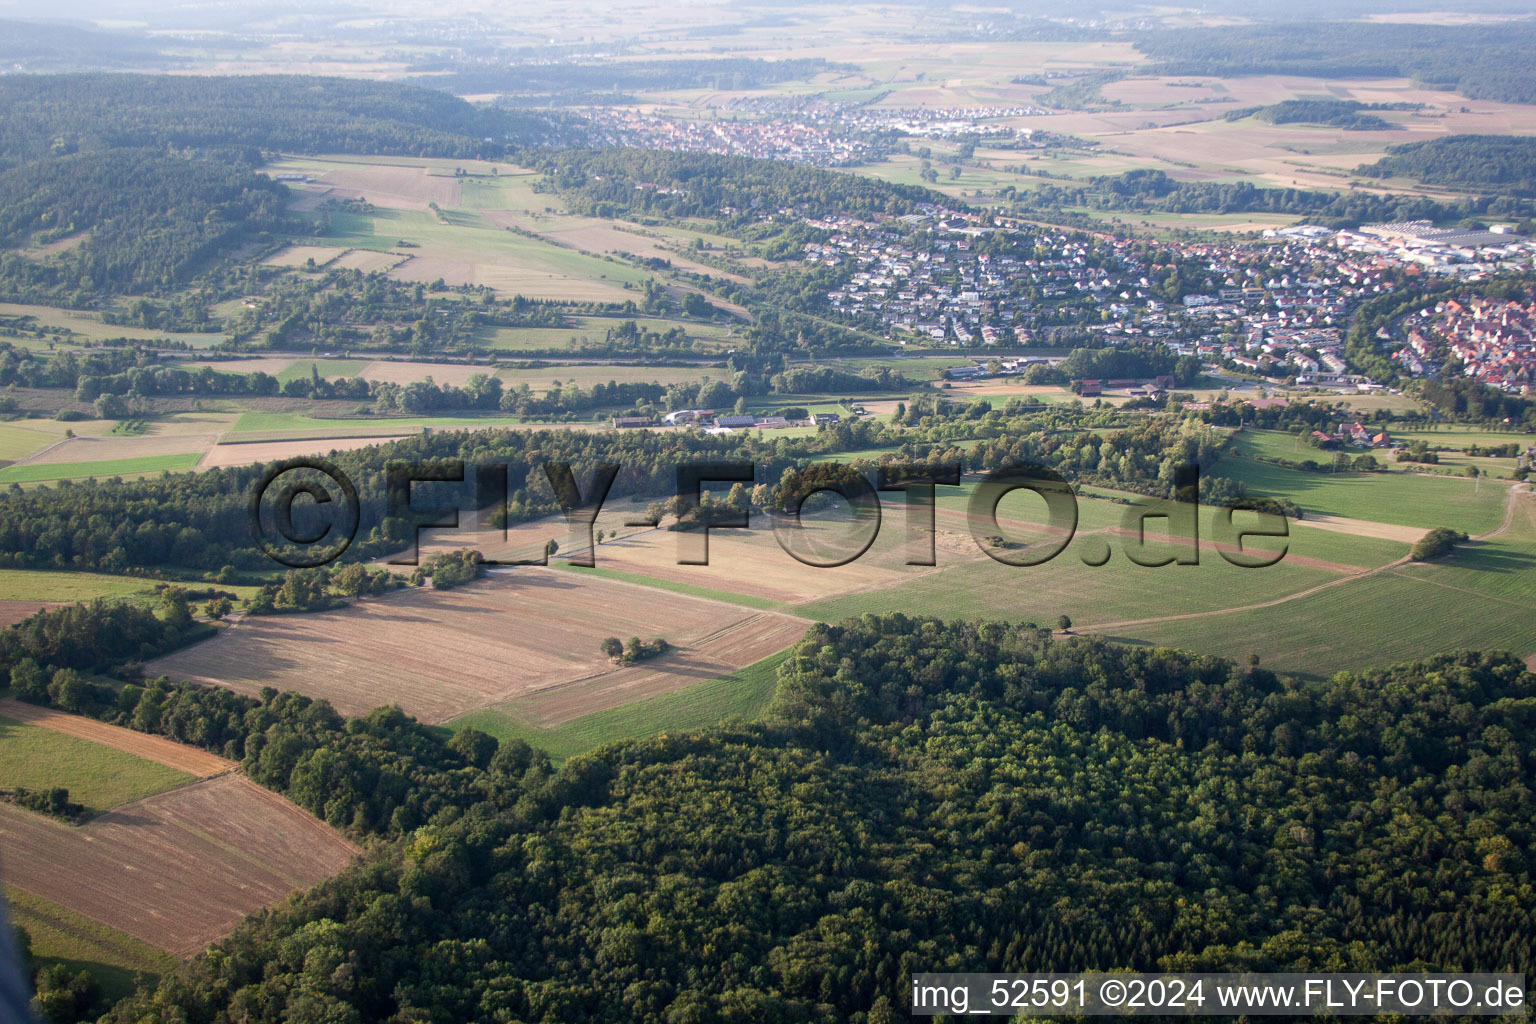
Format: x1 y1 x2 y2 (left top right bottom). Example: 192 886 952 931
1392 294 1536 387
802 205 1536 394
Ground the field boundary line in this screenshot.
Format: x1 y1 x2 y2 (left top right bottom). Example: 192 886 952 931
0 698 236 777
8 436 73 467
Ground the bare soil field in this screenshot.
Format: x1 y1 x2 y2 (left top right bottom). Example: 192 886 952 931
197 435 412 470
0 699 234 776
180 357 297 377
576 526 907 604
304 163 462 211
0 774 357 956
332 249 407 273
8 433 217 467
0 601 62 627
261 245 349 268
359 360 490 387
145 571 810 723
387 256 476 287
938 381 1074 400
467 263 639 303
1286 512 1426 544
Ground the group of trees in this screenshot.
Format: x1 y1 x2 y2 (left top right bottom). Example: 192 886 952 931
1410 526 1469 562
6 786 82 821
0 150 291 302
1224 99 1415 131
1357 136 1536 198
1058 341 1201 386
67 615 1533 1022
599 635 670 664
536 148 937 225
420 548 485 590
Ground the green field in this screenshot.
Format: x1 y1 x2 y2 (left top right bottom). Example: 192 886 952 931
0 569 163 602
276 359 369 383
0 423 60 463
5 887 176 1002
449 650 790 762
321 205 654 291
1118 568 1534 678
497 363 721 393
1109 487 1536 675
1213 430 1511 534
1389 425 1536 449
0 453 204 484
0 716 194 814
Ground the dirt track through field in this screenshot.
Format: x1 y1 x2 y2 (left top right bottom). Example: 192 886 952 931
1080 484 1531 633
0 699 235 776
7 433 216 467
0 775 357 956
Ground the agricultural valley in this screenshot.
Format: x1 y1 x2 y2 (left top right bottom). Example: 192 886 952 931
0 1 1533 1021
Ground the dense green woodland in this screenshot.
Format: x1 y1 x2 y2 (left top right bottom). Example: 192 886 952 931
1136 22 1536 105
22 615 1520 1023
1357 136 1536 198
0 75 563 167
535 150 937 224
0 151 289 298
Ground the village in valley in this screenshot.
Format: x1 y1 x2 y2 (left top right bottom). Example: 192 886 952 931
806 206 1536 397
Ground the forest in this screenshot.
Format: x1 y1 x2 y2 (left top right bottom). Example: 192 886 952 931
1356 135 1536 198
25 614 1522 1023
0 151 291 300
0 75 568 168
1135 21 1536 105
536 149 940 224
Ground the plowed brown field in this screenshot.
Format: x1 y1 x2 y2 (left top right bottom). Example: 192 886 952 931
0 775 356 956
145 571 810 722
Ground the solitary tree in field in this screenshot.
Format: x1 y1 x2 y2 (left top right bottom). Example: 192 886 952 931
1056 614 1072 633
600 637 624 662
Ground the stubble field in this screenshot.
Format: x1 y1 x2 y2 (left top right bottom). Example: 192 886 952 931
144 570 810 723
0 774 357 956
